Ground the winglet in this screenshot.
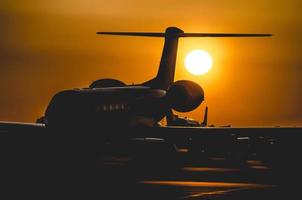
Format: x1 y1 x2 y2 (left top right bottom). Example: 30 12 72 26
200 106 208 127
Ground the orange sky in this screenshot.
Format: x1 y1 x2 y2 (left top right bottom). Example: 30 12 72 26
0 0 302 126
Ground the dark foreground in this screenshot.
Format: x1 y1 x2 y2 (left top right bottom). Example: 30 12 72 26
97 154 300 200
1 125 302 199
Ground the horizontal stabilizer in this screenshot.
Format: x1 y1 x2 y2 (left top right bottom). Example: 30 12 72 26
97 32 165 37
97 32 272 37
178 33 272 37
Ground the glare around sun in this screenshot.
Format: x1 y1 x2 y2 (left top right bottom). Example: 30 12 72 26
185 49 213 75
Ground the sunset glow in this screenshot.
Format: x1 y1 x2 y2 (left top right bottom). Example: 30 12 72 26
0 0 301 126
185 50 213 75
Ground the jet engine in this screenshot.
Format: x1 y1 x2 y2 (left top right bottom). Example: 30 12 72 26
89 78 126 88
166 80 204 112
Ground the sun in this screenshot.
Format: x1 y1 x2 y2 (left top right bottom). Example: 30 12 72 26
185 49 213 75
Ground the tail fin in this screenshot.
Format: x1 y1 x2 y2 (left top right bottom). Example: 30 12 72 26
142 27 184 90
98 27 272 90
201 106 208 127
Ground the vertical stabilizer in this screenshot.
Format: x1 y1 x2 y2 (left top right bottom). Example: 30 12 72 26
143 27 184 90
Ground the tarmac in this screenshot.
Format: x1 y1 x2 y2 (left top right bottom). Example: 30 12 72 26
96 155 291 200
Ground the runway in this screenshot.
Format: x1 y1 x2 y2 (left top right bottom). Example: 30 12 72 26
1 125 301 199
96 156 284 200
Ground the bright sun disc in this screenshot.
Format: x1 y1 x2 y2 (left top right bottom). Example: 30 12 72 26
185 49 213 75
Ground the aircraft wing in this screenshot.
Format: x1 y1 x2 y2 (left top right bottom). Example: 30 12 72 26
2 120 300 137
0 121 45 134
156 126 301 136
121 126 302 154
128 126 302 139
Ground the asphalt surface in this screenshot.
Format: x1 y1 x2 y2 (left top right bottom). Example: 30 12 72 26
1 126 302 199
96 156 293 200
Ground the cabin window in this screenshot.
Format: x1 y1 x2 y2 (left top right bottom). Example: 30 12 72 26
96 103 129 112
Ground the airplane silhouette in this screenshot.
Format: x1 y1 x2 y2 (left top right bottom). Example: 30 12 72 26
1 26 302 167
41 27 271 129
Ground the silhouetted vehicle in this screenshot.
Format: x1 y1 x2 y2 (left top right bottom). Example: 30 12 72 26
2 27 301 167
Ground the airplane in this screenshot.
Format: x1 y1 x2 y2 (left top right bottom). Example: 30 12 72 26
42 27 272 130
1 27 301 166
0 27 272 131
